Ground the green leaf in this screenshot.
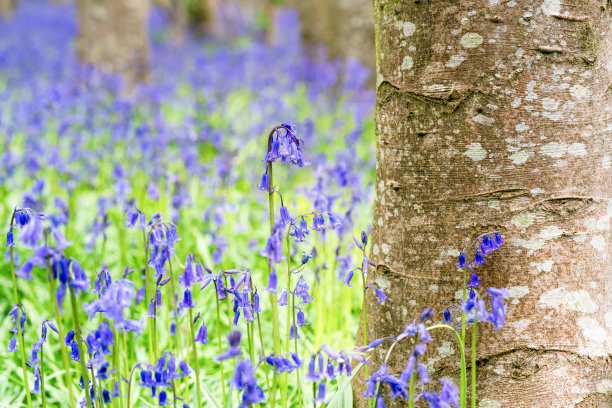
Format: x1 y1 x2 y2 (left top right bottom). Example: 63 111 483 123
200 380 222 408
326 363 364 408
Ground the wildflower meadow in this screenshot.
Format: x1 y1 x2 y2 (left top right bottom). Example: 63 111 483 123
0 2 517 408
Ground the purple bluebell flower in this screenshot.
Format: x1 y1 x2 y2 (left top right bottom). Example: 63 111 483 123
420 307 434 321
195 322 208 345
257 172 270 192
364 363 387 398
231 360 265 406
6 230 15 247
313 381 327 404
468 273 481 287
182 289 196 309
444 309 453 323
266 272 278 294
215 330 242 362
366 285 387 304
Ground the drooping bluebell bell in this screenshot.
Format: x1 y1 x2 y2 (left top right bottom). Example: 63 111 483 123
487 287 509 330
313 381 327 404
231 360 265 407
294 276 312 304
215 330 241 362
260 225 283 266
364 363 387 398
365 285 387 304
443 309 453 323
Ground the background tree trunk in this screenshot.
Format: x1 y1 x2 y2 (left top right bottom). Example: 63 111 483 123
188 0 219 37
358 0 611 407
0 0 16 18
290 0 376 73
77 0 150 84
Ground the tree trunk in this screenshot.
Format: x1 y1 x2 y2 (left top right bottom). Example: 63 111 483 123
0 0 16 18
188 0 219 37
77 0 150 84
358 1 612 407
290 0 376 73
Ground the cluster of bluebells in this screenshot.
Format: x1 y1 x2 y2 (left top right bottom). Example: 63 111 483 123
446 232 509 330
138 352 192 406
7 304 27 353
360 308 460 408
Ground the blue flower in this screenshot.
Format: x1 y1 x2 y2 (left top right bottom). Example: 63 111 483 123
366 285 387 304
313 381 327 404
215 330 242 362
182 289 196 309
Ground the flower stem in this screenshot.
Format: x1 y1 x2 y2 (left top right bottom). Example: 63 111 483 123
427 325 466 408
213 288 227 402
142 229 155 365
113 330 124 408
361 273 369 385
408 364 415 408
9 243 33 408
267 161 283 407
471 319 477 408
291 291 302 408
188 308 202 408
40 346 47 408
68 285 93 408
45 258 77 407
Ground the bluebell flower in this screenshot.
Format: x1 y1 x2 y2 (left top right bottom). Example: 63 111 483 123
420 307 434 321
102 389 111 404
313 381 327 404
364 363 387 398
260 226 283 265
277 290 288 306
366 285 387 304
231 360 265 407
5 230 15 247
440 379 460 407
182 289 196 309
297 309 307 326
444 309 453 323
215 330 242 362
417 362 431 384
294 276 312 304
487 287 508 330
266 272 278 294
305 355 319 382
195 322 208 345
342 268 354 287
257 172 270 192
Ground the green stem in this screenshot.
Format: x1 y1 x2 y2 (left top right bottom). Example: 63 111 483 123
40 346 47 408
9 244 33 408
126 364 140 408
471 319 477 408
267 161 283 407
428 325 466 408
188 308 202 408
114 331 124 408
214 289 227 402
408 365 415 408
291 292 302 408
255 310 271 403
68 285 92 408
47 269 77 408
142 230 154 365
361 273 369 388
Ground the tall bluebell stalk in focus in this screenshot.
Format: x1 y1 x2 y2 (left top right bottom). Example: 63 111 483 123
6 208 34 408
259 123 308 407
454 232 504 408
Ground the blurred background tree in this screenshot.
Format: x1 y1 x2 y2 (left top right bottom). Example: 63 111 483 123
77 0 150 83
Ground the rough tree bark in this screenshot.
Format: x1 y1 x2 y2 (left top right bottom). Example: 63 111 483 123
290 0 376 73
77 0 150 84
358 0 612 407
